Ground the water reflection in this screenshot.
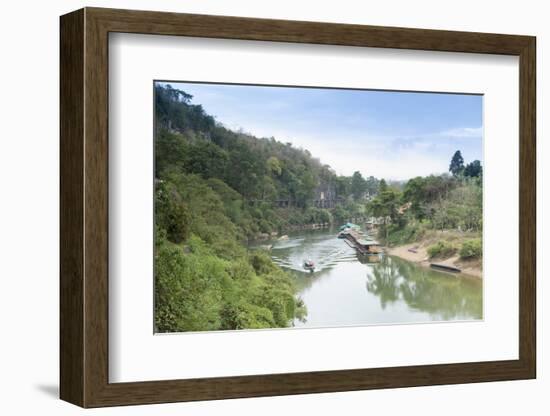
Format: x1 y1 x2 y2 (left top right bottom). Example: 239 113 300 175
367 256 482 321
255 227 482 328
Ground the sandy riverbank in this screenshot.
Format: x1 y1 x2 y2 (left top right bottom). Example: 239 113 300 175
386 243 482 279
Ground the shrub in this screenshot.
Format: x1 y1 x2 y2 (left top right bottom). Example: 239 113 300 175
386 222 426 246
459 238 482 259
332 205 351 222
155 234 306 332
155 182 191 243
427 241 458 259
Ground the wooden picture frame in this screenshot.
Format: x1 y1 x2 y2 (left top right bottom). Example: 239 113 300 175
60 7 536 408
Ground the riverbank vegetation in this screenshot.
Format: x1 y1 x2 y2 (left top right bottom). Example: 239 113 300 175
154 85 315 332
366 150 483 263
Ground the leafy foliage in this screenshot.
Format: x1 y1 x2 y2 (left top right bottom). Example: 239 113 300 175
156 84 342 208
459 238 482 259
427 241 459 259
351 171 367 200
154 171 308 332
449 150 465 177
155 235 306 332
464 160 483 178
384 222 427 246
368 153 482 258
154 85 319 332
430 180 482 232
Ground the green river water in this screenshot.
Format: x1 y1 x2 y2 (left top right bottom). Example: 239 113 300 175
266 227 482 328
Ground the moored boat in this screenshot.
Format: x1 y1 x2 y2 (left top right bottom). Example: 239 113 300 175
430 263 461 273
339 222 361 231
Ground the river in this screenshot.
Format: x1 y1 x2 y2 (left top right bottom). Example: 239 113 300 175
266 227 482 328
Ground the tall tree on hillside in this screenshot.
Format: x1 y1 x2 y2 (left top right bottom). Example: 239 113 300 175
365 176 380 197
379 178 388 193
295 170 317 207
266 156 282 177
351 171 368 200
335 176 351 199
403 176 427 220
449 150 465 177
464 160 483 178
367 187 402 240
163 84 193 103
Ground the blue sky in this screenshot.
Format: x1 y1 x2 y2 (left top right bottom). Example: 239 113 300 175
159 81 483 181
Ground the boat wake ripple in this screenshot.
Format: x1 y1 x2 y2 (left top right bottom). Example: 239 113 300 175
270 235 357 273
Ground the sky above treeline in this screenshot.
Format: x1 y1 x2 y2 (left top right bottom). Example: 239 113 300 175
159 81 483 181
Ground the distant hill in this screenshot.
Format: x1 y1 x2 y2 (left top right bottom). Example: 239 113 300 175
154 83 370 208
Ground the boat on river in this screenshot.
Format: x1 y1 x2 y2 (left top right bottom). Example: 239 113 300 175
303 259 315 272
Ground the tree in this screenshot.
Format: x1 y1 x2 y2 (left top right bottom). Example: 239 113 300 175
350 171 367 200
403 176 427 220
295 170 317 207
155 181 191 243
379 178 388 193
449 150 465 177
367 187 403 240
365 176 379 197
225 142 263 198
154 130 188 177
163 84 193 103
464 160 482 178
266 156 282 176
183 140 228 179
335 176 351 199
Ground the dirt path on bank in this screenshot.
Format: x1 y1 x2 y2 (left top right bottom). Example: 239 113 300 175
386 243 482 279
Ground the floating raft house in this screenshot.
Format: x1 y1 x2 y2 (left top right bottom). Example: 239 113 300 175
341 227 382 254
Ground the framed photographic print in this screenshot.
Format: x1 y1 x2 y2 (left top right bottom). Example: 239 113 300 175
60 7 536 408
